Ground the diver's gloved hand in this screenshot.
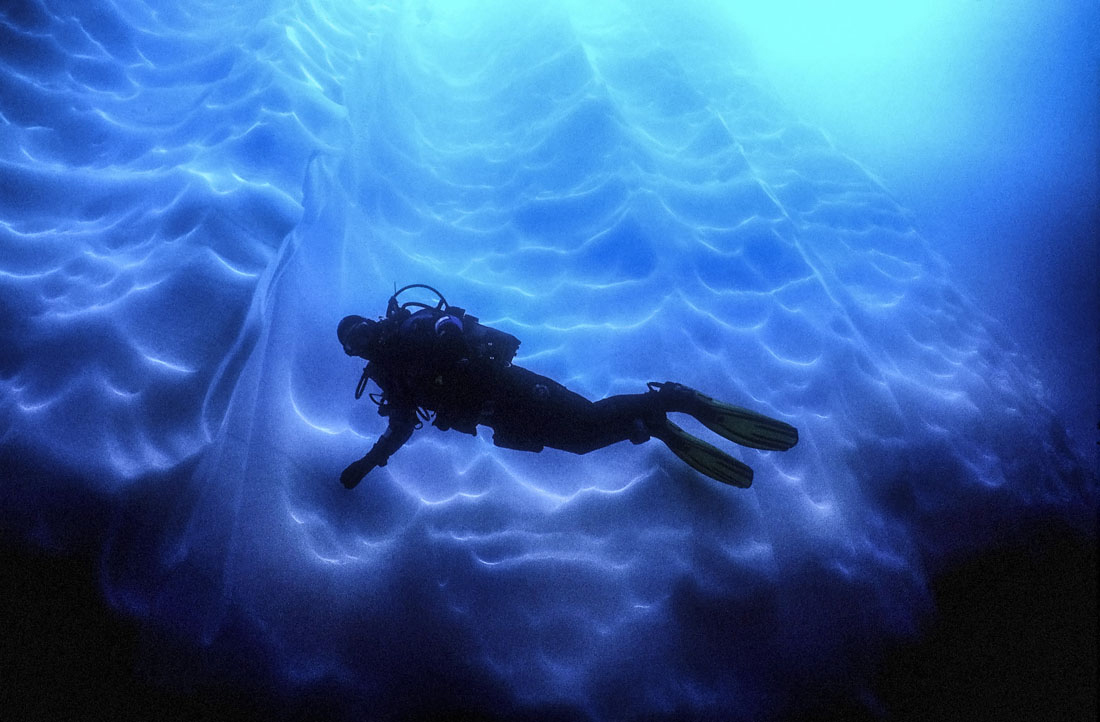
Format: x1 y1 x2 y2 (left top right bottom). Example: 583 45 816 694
340 452 382 489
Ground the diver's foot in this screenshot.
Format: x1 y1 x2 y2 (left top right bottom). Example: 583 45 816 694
647 381 799 451
628 418 651 445
646 381 698 411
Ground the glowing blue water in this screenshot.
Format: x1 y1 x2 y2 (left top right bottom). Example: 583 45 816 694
1 0 1095 718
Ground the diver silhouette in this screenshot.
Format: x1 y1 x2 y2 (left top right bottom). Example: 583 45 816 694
337 285 798 489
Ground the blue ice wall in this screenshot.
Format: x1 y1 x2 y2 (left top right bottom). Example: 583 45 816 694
736 0 1100 449
1 0 1095 719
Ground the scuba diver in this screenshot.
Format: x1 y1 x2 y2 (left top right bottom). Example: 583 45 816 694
337 285 798 490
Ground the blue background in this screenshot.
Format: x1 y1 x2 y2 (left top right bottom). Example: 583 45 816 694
2 1 1096 719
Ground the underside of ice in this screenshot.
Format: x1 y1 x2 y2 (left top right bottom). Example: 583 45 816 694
1 1 1093 719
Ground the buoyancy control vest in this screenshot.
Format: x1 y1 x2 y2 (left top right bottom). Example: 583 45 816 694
354 285 522 433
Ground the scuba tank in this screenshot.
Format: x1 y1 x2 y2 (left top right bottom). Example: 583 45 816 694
363 284 521 434
386 283 521 368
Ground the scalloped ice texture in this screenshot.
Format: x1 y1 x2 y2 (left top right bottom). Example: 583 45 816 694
0 0 1094 719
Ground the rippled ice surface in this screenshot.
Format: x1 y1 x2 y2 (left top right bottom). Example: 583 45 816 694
1 0 1094 718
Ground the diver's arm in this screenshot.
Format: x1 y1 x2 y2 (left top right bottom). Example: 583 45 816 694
340 408 417 489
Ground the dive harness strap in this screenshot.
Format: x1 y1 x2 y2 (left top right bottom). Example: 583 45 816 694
355 365 370 399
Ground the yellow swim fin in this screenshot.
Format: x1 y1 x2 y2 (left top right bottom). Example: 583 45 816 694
651 418 753 488
649 382 799 451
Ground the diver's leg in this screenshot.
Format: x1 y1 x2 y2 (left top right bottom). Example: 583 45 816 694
487 373 758 486
545 389 757 487
545 393 656 454
587 389 759 486
484 367 655 454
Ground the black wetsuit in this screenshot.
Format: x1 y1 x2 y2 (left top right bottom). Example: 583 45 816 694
351 308 664 472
